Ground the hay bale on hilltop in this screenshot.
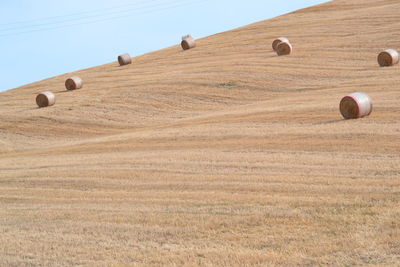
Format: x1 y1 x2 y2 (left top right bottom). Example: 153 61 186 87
181 35 196 50
272 37 289 51
377 49 399 67
36 91 55 108
65 76 83 90
118 53 132 66
340 92 372 119
276 41 292 56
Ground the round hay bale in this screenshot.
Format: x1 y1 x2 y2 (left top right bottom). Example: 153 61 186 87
118 53 132 66
181 36 196 50
272 37 289 51
65 76 83 90
340 92 372 119
276 42 292 56
377 49 399 67
36 91 55 108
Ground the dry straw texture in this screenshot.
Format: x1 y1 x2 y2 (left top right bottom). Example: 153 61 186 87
35 91 55 108
65 76 83 90
377 49 399 67
272 37 289 51
118 53 132 66
1 0 400 266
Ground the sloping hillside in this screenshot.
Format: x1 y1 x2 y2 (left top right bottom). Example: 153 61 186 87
1 0 400 265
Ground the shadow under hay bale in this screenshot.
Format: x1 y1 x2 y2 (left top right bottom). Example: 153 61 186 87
36 91 55 108
65 76 83 90
312 119 344 126
378 49 399 67
272 37 289 51
340 92 372 119
181 35 196 50
276 41 292 56
118 53 132 66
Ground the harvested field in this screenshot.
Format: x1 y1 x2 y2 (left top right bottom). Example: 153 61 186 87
0 0 399 265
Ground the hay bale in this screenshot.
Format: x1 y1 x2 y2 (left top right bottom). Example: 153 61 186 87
118 53 132 66
276 41 292 56
181 35 196 50
272 37 289 51
36 91 55 108
340 92 372 119
65 76 83 90
377 49 399 67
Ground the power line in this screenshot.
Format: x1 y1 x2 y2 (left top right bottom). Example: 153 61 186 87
0 0 209 38
0 0 192 32
0 0 160 27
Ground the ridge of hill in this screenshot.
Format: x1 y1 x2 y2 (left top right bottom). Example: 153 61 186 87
1 0 399 265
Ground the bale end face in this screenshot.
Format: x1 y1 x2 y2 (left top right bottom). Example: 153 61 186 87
378 49 399 67
36 91 55 108
276 42 292 56
181 38 196 50
118 53 132 66
272 37 289 51
340 96 360 119
65 76 83 90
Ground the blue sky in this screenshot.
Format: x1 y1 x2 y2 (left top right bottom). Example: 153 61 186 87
0 0 328 92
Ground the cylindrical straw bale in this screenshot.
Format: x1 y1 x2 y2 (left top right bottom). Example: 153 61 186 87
340 92 372 119
65 76 83 90
36 91 55 108
181 36 196 50
272 37 289 51
276 41 292 56
118 53 132 66
377 49 399 67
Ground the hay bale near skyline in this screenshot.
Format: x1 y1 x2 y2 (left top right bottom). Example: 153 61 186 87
377 49 399 67
36 91 55 108
65 76 83 90
340 92 373 119
118 53 132 66
181 35 196 50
